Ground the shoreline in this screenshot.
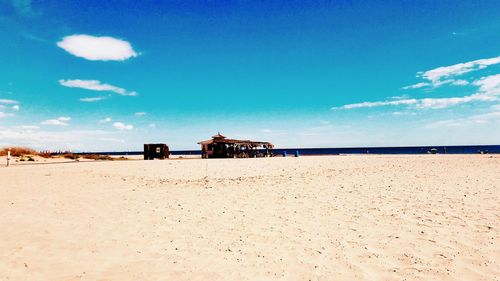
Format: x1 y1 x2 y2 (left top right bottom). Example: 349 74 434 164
1 153 499 167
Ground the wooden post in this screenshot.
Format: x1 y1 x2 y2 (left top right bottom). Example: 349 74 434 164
7 148 11 167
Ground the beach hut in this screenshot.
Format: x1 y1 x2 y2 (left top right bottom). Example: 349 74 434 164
144 143 170 160
198 133 274 159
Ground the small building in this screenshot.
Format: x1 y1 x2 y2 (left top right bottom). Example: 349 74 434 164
198 133 273 159
144 143 170 160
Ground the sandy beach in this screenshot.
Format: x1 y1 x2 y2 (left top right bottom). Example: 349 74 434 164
0 155 498 280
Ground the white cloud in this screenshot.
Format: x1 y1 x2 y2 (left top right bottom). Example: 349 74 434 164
134 112 147 116
417 94 496 109
392 111 417 116
471 111 500 121
41 120 67 126
59 79 137 96
420 56 500 84
426 111 500 128
0 99 19 104
425 119 465 128
99 117 112 123
148 123 156 128
390 94 410 100
0 127 129 151
113 122 133 130
79 96 107 102
0 112 14 118
337 74 500 110
12 105 20 110
57 34 138 61
472 74 500 95
20 125 39 130
401 82 430 90
41 116 71 126
403 79 469 90
451 79 469 86
402 55 500 89
416 74 500 108
333 99 417 109
338 93 496 110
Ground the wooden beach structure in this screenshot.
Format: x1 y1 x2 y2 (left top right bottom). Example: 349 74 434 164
144 143 170 160
198 133 274 159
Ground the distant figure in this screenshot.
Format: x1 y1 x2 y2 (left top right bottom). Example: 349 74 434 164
294 150 299 157
282 151 287 157
428 148 438 154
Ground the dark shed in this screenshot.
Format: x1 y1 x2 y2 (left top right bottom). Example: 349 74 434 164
144 143 170 160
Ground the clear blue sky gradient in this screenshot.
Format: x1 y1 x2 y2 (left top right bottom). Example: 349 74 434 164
0 0 499 150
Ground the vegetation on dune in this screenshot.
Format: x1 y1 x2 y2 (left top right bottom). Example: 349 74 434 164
0 147 38 157
61 153 80 160
82 154 114 161
38 152 53 158
63 154 120 161
1 147 128 161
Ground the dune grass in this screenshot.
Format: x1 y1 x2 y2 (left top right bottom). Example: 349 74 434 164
1 147 128 161
0 147 38 157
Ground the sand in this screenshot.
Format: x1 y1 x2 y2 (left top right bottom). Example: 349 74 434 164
0 155 498 280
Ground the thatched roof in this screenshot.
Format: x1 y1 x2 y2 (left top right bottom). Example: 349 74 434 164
198 133 273 147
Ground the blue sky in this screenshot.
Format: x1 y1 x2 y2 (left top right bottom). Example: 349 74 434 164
0 0 499 151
